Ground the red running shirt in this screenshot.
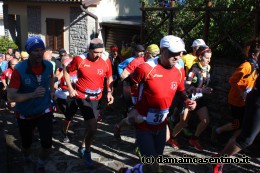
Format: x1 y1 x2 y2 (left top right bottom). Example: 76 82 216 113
1 68 13 82
67 54 112 100
131 58 185 130
125 56 145 74
125 56 146 97
59 69 77 91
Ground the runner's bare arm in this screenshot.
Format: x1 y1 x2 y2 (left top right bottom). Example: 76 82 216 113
1 79 7 90
107 75 114 104
120 68 130 80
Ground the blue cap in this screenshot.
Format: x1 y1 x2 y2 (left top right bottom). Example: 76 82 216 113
25 36 45 54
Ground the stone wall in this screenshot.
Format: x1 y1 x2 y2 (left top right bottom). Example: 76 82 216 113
86 7 98 40
69 7 88 55
206 59 238 126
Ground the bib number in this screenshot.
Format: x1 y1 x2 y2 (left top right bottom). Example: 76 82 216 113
146 109 169 125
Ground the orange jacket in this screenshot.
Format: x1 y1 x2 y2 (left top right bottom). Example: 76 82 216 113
228 61 258 107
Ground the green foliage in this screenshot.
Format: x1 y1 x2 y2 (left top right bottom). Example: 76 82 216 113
0 36 18 54
142 0 258 60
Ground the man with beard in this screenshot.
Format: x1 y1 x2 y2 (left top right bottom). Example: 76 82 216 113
63 38 114 168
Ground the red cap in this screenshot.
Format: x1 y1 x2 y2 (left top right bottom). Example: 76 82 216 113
110 45 118 51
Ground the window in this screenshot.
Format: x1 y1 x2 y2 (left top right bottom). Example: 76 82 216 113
46 18 64 51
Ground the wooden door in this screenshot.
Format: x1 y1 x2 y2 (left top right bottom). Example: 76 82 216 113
46 18 64 51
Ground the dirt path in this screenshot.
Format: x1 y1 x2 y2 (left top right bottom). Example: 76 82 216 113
0 88 259 173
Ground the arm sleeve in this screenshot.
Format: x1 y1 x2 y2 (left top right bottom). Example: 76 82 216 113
1 70 6 80
67 56 81 72
125 59 137 74
186 65 197 82
105 58 113 77
131 64 147 84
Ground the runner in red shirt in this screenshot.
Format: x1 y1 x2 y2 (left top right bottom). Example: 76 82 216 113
55 55 78 143
1 59 18 89
114 44 160 140
63 38 114 168
1 58 18 111
118 35 196 173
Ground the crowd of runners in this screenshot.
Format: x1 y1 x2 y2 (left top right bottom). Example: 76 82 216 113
0 34 259 173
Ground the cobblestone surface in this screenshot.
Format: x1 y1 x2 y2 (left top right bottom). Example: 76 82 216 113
0 92 259 173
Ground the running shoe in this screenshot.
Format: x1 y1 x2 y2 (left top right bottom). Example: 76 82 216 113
167 138 180 149
78 147 86 159
83 152 94 168
114 124 121 140
189 138 203 151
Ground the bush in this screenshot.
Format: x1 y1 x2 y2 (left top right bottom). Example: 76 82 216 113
0 36 18 54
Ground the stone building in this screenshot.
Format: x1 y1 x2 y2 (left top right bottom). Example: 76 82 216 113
2 0 151 55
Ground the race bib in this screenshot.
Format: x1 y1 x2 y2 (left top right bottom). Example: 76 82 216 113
146 108 169 125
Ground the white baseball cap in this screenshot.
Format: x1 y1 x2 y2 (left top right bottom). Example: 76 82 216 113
160 35 186 53
191 39 208 47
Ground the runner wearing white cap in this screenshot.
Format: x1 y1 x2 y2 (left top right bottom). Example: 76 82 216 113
118 35 196 173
